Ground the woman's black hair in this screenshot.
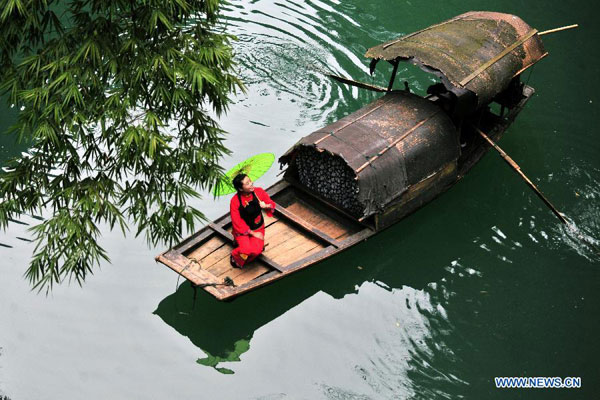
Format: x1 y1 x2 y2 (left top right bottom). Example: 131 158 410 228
232 173 247 192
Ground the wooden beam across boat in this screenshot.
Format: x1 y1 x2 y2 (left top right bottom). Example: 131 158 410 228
273 202 341 248
283 174 374 229
207 222 286 273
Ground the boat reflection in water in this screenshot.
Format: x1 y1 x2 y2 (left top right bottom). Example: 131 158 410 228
154 223 465 379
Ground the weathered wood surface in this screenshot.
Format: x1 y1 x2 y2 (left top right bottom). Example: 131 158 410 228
186 236 225 261
208 222 285 272
176 228 214 254
202 243 233 271
156 250 227 300
225 262 271 286
271 235 323 266
273 202 341 247
285 199 353 240
262 221 302 257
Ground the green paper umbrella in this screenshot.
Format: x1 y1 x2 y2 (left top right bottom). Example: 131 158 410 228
213 153 275 196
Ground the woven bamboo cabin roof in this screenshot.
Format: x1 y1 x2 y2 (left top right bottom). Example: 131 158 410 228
280 91 458 219
365 11 547 106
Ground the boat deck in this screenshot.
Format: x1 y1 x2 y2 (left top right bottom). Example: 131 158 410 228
156 180 373 300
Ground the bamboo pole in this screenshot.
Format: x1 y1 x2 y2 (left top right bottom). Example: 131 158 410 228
476 126 600 255
326 74 387 93
538 24 578 36
387 60 400 92
474 126 568 224
356 111 440 173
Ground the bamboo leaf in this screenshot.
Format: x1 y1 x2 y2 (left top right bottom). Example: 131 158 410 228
0 0 238 292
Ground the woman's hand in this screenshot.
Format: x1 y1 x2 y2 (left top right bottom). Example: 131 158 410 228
259 200 271 210
250 230 264 240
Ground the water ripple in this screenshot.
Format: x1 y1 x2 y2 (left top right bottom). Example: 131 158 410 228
221 0 441 128
333 280 470 399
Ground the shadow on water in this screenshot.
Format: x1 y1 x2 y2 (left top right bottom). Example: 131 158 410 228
153 248 443 375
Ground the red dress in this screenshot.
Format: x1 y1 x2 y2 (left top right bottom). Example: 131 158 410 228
230 187 276 267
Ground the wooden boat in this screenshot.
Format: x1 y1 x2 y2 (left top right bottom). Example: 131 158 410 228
156 11 547 300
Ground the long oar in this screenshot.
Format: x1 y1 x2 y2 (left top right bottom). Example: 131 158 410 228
326 74 388 93
475 126 600 255
474 126 568 224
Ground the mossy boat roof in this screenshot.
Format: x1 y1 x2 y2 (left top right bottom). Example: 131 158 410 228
366 11 547 106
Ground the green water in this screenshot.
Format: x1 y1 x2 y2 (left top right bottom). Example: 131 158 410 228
1 1 599 399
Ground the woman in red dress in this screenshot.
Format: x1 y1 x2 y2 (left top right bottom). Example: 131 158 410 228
229 174 276 268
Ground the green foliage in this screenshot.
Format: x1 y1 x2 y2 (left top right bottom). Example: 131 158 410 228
0 0 244 291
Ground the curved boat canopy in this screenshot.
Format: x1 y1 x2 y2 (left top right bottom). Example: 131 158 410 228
280 91 458 219
365 11 547 106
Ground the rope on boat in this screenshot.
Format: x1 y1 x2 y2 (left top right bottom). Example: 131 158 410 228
173 258 236 314
525 64 535 86
181 258 237 288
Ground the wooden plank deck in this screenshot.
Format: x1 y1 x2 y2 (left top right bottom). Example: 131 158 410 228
284 198 355 240
155 179 375 300
273 202 341 247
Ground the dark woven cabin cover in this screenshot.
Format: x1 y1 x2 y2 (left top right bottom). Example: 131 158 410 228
280 91 458 219
365 11 547 106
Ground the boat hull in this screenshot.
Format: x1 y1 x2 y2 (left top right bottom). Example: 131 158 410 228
156 85 535 300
